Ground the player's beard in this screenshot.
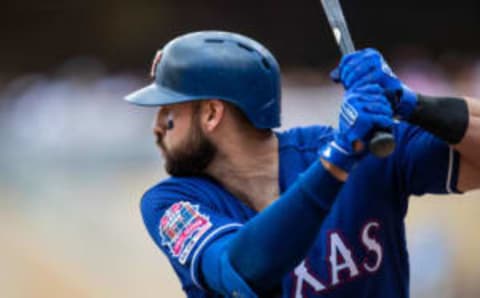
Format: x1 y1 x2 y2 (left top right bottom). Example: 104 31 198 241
160 112 216 177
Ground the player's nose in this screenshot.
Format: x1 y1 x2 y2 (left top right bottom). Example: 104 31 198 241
152 108 167 137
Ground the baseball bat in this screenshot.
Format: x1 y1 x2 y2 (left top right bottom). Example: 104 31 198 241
320 0 395 158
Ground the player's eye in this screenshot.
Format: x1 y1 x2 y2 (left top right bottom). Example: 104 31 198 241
166 112 174 130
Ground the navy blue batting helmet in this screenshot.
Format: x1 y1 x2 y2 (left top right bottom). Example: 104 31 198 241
124 31 281 129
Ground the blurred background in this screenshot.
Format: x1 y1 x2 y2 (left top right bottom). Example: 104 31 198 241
1 0 480 297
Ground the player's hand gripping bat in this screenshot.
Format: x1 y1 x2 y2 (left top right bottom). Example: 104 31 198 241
320 0 395 158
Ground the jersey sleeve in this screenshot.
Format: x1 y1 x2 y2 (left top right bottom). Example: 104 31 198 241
395 122 461 196
140 179 244 292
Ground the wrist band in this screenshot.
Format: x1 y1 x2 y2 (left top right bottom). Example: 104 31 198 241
410 94 469 144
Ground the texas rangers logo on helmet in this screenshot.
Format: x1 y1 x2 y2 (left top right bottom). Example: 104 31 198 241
159 201 212 264
150 50 162 78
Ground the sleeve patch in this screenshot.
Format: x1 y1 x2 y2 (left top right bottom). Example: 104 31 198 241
159 201 213 264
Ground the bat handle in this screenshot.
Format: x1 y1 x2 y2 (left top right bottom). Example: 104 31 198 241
369 130 395 158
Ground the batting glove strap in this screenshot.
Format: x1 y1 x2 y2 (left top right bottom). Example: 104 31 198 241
319 141 357 173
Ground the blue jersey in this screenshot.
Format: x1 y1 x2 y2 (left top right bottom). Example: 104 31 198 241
140 122 460 298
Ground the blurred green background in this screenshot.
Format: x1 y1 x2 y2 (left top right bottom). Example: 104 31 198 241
1 1 480 297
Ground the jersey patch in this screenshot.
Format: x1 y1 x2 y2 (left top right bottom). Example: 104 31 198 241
159 201 213 264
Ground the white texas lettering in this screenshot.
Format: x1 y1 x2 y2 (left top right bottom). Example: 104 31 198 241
329 232 360 285
361 221 383 272
294 261 327 298
292 220 383 297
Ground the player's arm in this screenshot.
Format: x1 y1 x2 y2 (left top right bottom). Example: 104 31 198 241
332 48 480 192
396 93 480 192
453 97 480 191
199 87 393 296
200 158 342 297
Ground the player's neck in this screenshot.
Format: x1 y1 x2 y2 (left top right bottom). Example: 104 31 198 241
205 132 280 212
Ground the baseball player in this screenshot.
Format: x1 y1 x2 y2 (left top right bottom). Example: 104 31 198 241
125 31 480 298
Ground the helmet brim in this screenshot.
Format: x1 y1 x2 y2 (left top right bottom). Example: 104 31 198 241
124 83 196 107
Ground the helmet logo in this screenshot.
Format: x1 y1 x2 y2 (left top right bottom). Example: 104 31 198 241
150 50 163 78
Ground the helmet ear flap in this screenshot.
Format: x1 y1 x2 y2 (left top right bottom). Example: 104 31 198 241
150 50 163 78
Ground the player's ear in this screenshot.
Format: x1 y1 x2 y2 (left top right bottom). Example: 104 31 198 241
200 99 225 132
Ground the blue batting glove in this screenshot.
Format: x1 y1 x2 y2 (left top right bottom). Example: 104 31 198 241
331 48 418 120
320 85 394 172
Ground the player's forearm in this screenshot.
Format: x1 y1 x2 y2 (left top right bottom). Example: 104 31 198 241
228 160 343 291
321 158 349 181
408 95 480 190
409 94 479 165
201 160 343 295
